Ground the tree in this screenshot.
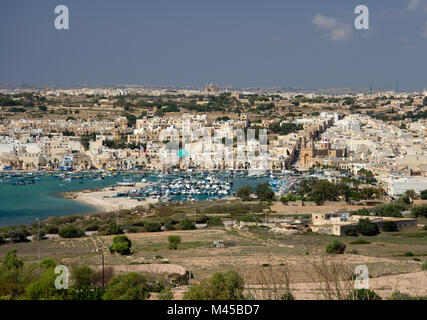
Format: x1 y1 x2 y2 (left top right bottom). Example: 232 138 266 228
1 249 23 273
358 218 379 236
168 235 181 250
40 258 56 269
25 267 66 300
256 183 275 201
109 235 132 255
144 221 161 232
382 221 398 232
6 228 28 243
72 265 95 288
179 218 196 230
103 273 150 300
237 186 252 201
184 271 246 300
421 189 427 200
404 189 416 199
59 225 85 238
410 204 427 218
325 240 346 254
311 180 339 205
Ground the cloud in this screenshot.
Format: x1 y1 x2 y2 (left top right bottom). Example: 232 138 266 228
407 0 421 10
422 21 427 38
407 0 427 13
312 14 352 42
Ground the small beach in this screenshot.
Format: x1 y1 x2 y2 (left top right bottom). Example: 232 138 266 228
65 183 158 212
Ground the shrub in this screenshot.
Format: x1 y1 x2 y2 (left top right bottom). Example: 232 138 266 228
6 228 29 243
382 221 398 232
164 219 175 231
103 273 150 300
237 186 252 201
422 261 427 270
179 218 196 230
256 183 275 201
58 225 85 238
195 215 209 224
168 235 181 250
350 288 381 300
1 249 23 272
158 286 174 300
72 265 95 288
342 225 358 236
44 225 59 234
350 208 370 216
32 229 46 241
109 235 132 255
358 218 379 236
421 189 427 200
404 251 414 257
410 205 427 218
144 222 161 232
349 239 371 245
85 223 100 231
238 214 261 223
206 217 224 227
183 271 245 300
325 240 346 254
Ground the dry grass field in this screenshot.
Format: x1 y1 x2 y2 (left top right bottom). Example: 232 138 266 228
1 220 425 300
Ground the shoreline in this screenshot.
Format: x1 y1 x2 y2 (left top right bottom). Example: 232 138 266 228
62 183 157 213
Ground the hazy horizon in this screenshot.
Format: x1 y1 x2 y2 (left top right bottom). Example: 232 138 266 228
1 0 427 89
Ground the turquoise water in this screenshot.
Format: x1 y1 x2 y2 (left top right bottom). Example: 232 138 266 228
0 175 124 227
0 173 267 227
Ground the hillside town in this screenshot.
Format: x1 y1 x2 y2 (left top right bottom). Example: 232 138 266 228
1 87 426 198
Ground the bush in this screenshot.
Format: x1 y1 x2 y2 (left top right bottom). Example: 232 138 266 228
351 208 370 216
183 271 245 300
237 186 252 201
350 288 381 300
325 240 346 254
168 235 181 250
195 215 209 224
44 225 59 234
85 223 100 231
72 265 95 288
404 251 414 257
256 183 275 201
58 225 85 238
103 273 150 300
179 218 196 230
6 228 29 243
382 221 398 232
358 218 379 236
158 286 174 300
238 214 261 223
144 222 161 232
164 219 175 231
421 189 427 200
109 235 132 255
349 239 371 245
32 229 46 241
411 205 427 218
422 261 427 270
206 217 224 227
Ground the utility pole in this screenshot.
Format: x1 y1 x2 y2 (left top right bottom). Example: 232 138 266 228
35 218 40 272
102 252 105 287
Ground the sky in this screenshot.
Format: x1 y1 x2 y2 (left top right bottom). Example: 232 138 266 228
1 0 427 89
